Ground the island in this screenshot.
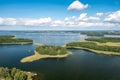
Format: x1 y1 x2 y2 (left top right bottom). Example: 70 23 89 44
80 31 104 36
80 31 120 36
21 45 72 63
66 38 120 56
0 35 33 44
0 67 37 80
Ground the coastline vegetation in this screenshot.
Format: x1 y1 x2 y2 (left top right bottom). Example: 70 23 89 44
0 35 15 39
80 31 120 36
36 46 67 55
85 38 120 43
66 38 120 55
81 32 104 36
21 45 72 63
0 35 33 44
0 67 36 80
66 42 120 53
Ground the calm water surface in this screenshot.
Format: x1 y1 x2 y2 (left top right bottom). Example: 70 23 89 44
0 31 120 80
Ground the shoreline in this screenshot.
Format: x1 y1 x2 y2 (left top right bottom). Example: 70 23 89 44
67 46 120 56
21 51 72 63
0 42 33 45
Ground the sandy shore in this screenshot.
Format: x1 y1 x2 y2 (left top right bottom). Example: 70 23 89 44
67 46 120 56
21 51 72 63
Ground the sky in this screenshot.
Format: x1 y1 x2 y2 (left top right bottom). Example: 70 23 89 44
0 0 120 30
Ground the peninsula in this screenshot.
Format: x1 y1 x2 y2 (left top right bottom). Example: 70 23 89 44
66 38 120 56
0 35 33 44
21 45 72 63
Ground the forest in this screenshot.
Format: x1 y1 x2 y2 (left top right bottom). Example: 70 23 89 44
66 42 120 53
0 35 15 39
85 38 120 43
36 45 67 55
0 35 33 44
80 31 120 36
0 67 35 80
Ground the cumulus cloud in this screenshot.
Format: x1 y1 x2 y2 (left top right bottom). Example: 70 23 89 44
0 18 17 25
0 18 4 24
104 10 120 22
96 13 104 16
67 0 88 11
51 20 63 27
0 10 120 29
78 13 87 20
0 17 52 26
77 13 100 22
23 17 52 26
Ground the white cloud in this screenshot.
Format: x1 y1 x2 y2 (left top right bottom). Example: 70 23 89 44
0 17 52 26
23 17 52 26
104 10 120 22
0 10 120 29
0 18 17 25
67 0 88 11
84 17 100 22
0 18 4 24
78 13 87 20
64 16 76 21
96 13 104 16
51 20 63 26
64 17 69 21
78 13 100 22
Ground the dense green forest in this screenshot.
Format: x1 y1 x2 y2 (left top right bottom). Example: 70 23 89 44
85 38 120 43
0 35 15 39
80 32 104 36
0 67 35 80
0 35 33 44
36 46 67 55
80 31 120 36
66 42 120 53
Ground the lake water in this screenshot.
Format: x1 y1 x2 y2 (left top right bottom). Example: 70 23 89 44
104 35 120 38
0 31 120 80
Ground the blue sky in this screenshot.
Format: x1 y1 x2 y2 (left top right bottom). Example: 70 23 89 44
0 0 120 30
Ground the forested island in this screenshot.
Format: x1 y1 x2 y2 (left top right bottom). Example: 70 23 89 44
0 35 33 44
66 38 120 55
21 46 72 63
0 67 36 80
85 38 120 43
80 31 120 36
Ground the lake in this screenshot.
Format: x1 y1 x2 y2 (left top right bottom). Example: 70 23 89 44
0 31 120 80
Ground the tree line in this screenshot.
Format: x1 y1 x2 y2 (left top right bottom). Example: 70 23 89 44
0 35 33 44
0 67 30 80
85 38 120 43
36 45 67 55
66 42 120 53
